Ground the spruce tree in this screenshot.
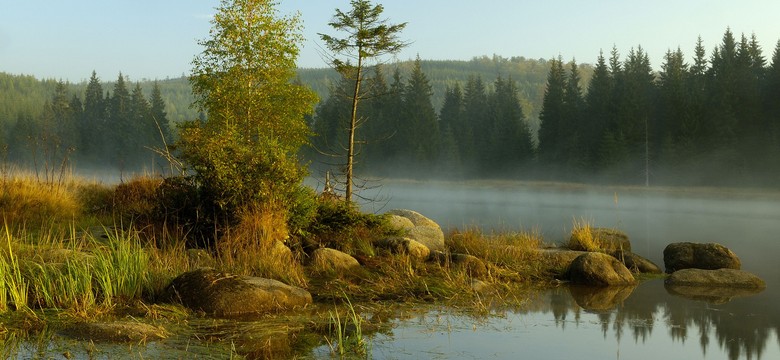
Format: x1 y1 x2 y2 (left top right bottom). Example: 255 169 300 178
538 57 566 167
584 51 612 169
401 56 438 164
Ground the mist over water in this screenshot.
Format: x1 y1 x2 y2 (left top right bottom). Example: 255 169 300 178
337 179 780 359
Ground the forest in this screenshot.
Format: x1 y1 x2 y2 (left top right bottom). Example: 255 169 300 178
2 28 779 187
310 29 780 187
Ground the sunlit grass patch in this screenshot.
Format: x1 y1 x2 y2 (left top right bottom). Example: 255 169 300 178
218 204 308 287
566 218 629 254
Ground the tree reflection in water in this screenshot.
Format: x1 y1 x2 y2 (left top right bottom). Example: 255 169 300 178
529 279 772 360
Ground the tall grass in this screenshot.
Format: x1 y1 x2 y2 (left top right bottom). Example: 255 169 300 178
218 205 307 287
0 223 152 314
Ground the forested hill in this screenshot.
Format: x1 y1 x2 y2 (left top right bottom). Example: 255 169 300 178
300 56 593 129
0 55 592 134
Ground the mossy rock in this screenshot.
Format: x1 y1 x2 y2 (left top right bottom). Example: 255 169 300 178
62 321 168 343
162 268 312 318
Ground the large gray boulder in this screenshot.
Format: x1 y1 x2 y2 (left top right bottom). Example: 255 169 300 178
663 242 741 273
310 248 360 272
162 268 312 318
567 252 637 286
386 209 445 251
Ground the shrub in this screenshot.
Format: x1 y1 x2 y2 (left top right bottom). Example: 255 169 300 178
112 176 163 222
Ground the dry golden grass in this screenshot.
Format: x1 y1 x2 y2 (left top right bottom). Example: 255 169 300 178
0 175 80 225
217 204 307 287
566 218 628 253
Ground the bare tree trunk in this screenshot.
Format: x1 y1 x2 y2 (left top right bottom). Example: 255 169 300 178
345 56 363 202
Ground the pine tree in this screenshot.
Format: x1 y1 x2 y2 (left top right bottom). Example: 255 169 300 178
538 57 566 167
149 81 172 147
319 0 408 201
438 83 464 170
109 73 131 167
401 56 438 164
80 71 106 163
562 60 585 168
584 51 612 169
461 75 488 168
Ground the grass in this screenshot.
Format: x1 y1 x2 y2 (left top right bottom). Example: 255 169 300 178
566 217 627 253
325 293 369 357
0 170 602 358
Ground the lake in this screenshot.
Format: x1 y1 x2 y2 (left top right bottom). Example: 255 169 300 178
349 179 780 360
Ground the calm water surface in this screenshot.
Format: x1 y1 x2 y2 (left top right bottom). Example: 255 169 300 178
352 180 780 360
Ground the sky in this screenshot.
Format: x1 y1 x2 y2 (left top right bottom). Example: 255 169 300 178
1 0 779 83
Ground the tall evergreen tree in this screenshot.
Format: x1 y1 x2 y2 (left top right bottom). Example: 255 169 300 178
538 57 566 167
562 60 585 168
584 51 612 169
487 76 532 173
149 81 172 147
461 75 488 167
438 83 464 170
319 0 408 201
109 73 131 167
400 56 438 164
80 71 105 161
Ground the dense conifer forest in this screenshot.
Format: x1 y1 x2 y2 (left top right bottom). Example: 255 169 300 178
2 28 779 187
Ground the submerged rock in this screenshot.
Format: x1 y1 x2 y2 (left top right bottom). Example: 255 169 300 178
663 242 741 273
162 268 312 318
386 209 445 251
63 321 168 342
567 252 636 286
310 248 360 272
665 268 766 303
665 268 765 288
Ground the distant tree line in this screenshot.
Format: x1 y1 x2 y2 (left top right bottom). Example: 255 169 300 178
537 29 780 186
310 29 780 187
1 71 173 173
309 57 534 178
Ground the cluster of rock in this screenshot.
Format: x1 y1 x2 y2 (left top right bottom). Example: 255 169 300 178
556 227 660 286
161 209 489 318
663 242 765 303
158 211 766 320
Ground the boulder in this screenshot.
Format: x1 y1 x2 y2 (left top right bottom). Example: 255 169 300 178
569 285 636 311
310 248 360 272
386 214 415 232
386 209 445 251
375 236 431 260
386 209 440 228
663 242 741 273
429 251 488 278
612 250 662 274
567 252 636 286
568 227 631 253
665 283 766 304
665 268 765 289
63 321 168 342
162 268 312 318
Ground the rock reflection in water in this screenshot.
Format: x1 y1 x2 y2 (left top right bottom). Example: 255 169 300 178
665 283 766 304
568 284 636 311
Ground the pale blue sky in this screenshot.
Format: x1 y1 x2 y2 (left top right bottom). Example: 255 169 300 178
1 0 779 82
